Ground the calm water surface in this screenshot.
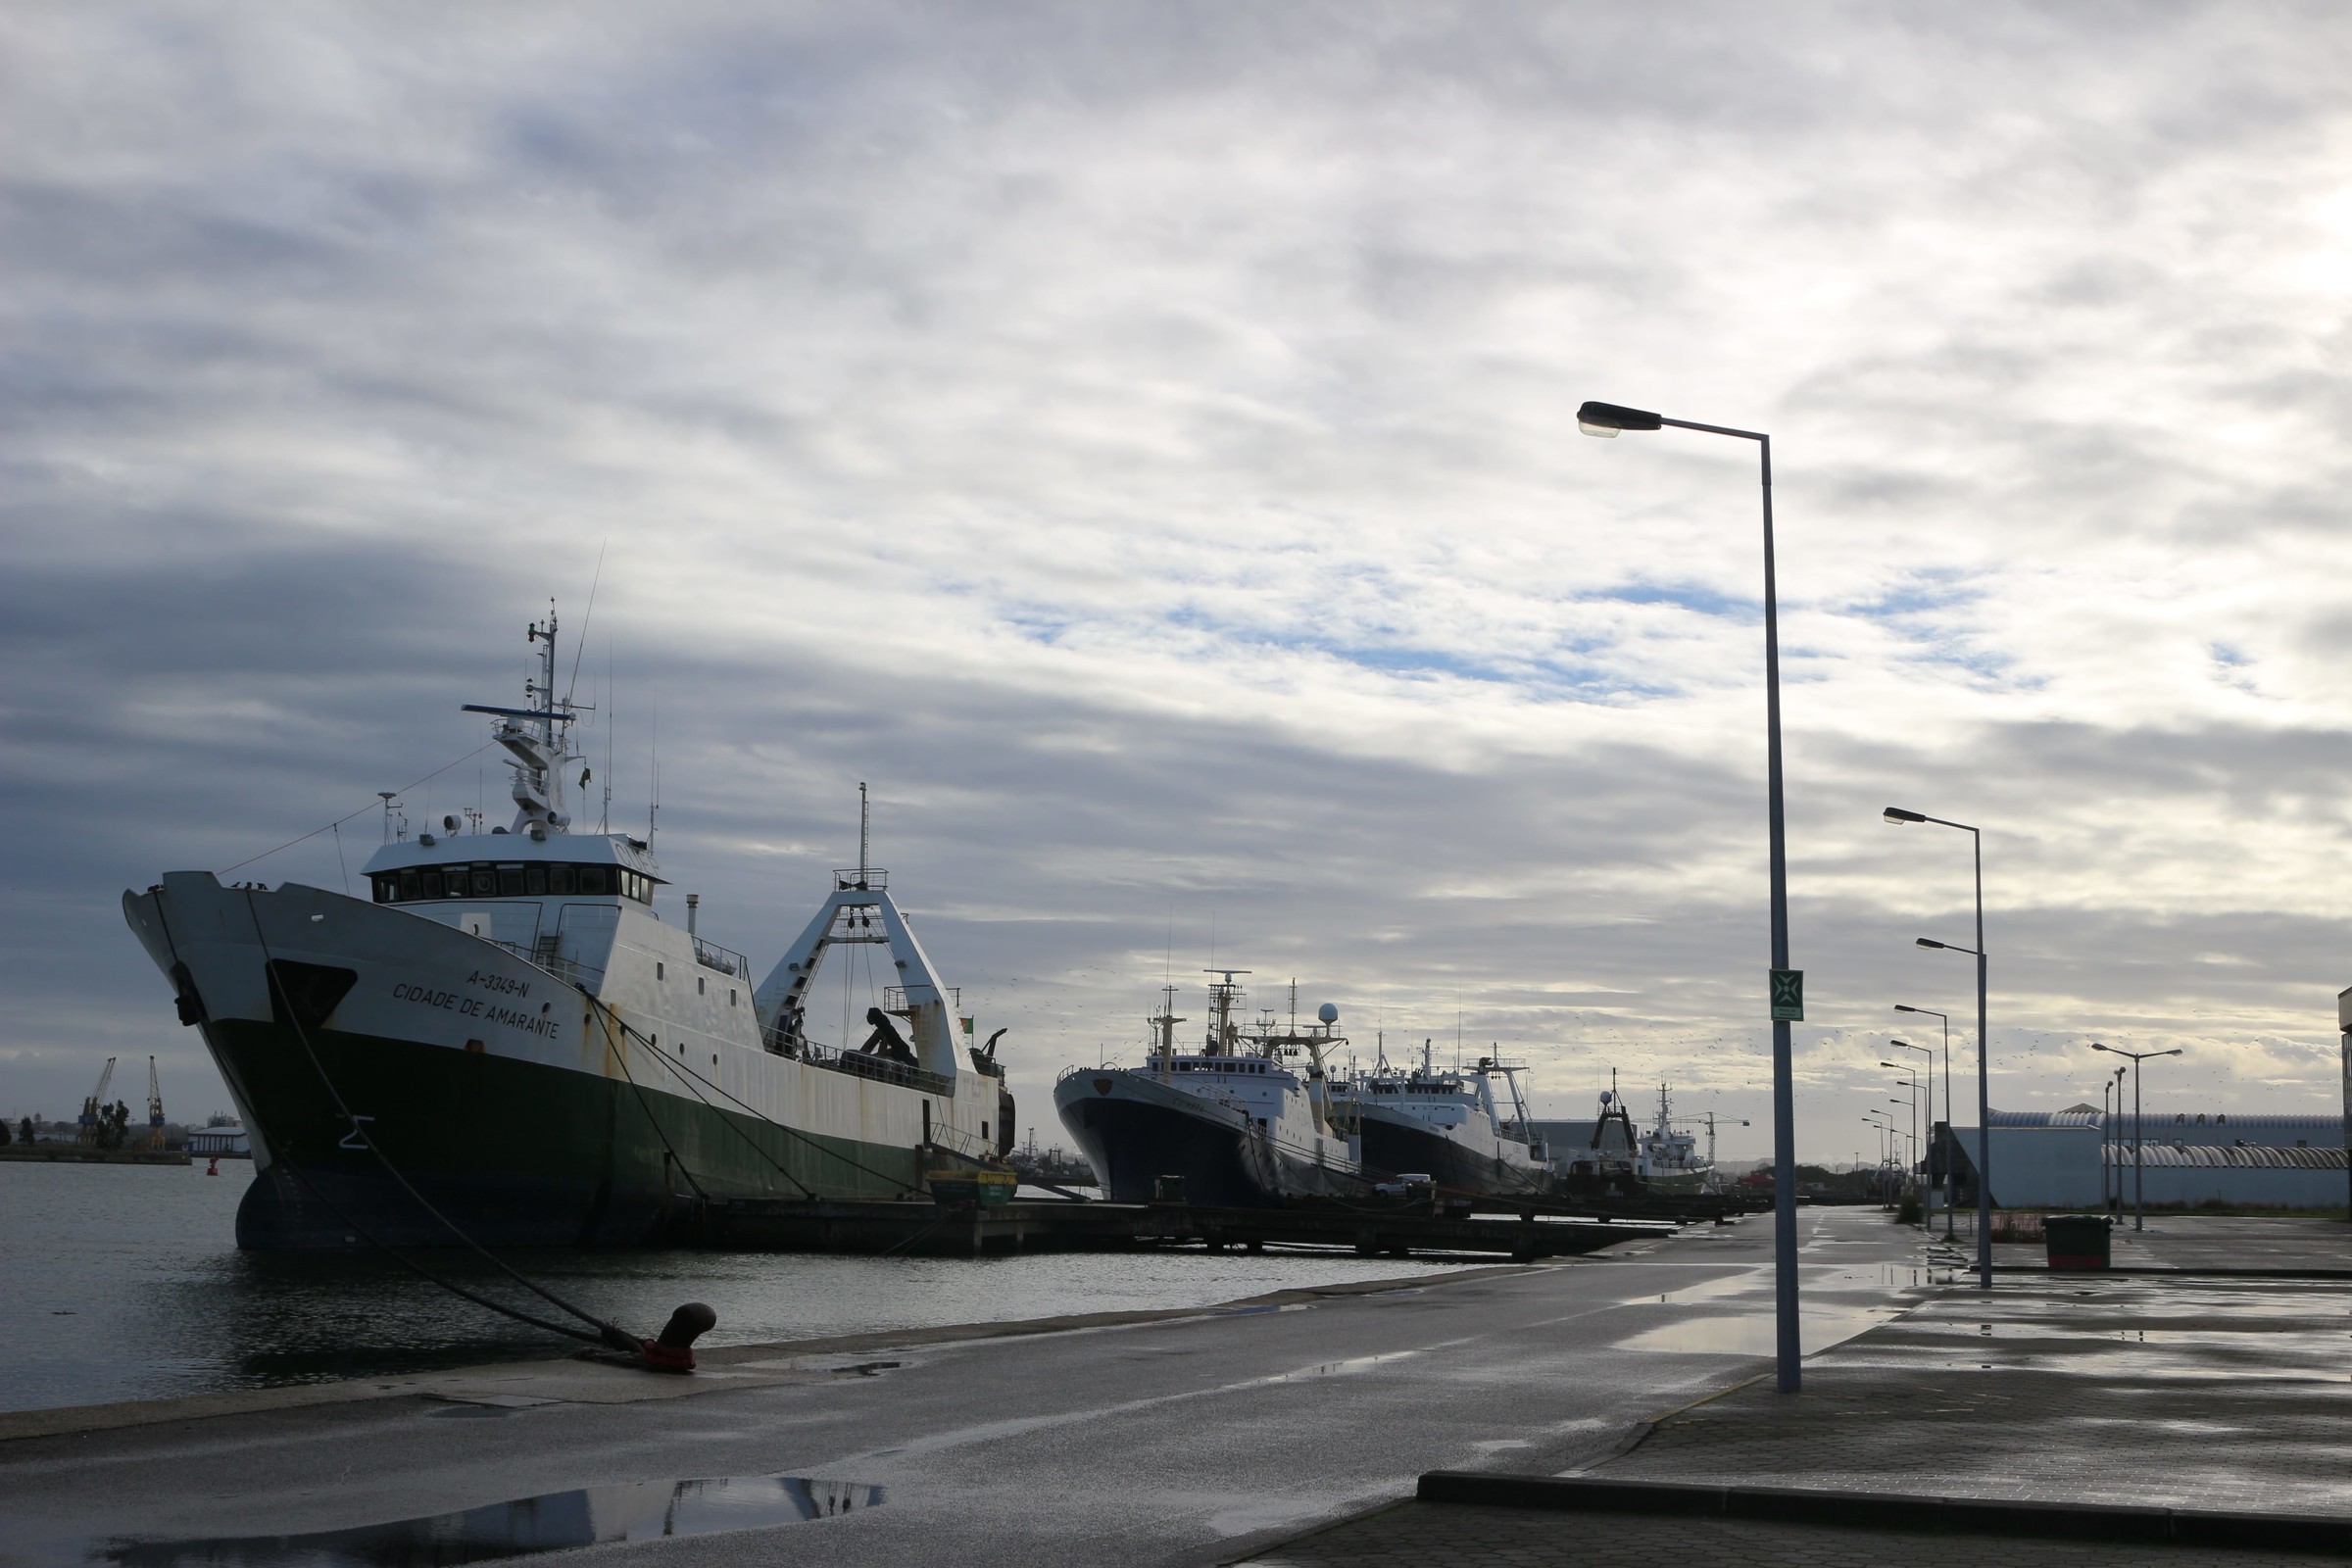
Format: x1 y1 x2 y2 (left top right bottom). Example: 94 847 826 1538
3 1163 1453 1413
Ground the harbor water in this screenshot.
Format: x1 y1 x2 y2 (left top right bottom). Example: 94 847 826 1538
2 1162 1457 1415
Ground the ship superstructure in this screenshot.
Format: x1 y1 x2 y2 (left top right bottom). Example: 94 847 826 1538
1053 971 1359 1206
122 609 1010 1249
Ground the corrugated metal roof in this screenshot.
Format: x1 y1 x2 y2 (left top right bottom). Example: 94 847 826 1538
2102 1143 2349 1170
1989 1107 2342 1138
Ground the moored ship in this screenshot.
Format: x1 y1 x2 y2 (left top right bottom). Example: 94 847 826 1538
122 610 1013 1250
1054 972 1359 1206
1632 1081 1716 1195
1348 1045 1549 1199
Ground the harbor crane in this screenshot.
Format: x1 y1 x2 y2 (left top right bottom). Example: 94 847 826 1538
77 1056 118 1146
145 1056 167 1151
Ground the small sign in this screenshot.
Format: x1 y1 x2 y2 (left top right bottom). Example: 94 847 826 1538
1769 969 1804 1021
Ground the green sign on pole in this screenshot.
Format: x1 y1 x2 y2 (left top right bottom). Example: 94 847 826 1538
1769 968 1804 1021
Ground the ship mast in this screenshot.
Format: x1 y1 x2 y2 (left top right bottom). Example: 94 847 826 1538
1150 985 1185 1080
1202 969 1250 1057
463 604 586 837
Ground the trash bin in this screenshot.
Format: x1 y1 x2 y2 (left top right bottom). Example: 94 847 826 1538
2045 1213 2111 1270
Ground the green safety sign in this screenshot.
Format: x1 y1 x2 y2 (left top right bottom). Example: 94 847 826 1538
1769 968 1804 1021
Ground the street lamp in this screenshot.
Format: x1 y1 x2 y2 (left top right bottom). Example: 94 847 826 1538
1894 1005 1956 1237
1885 1067 1919 1194
1581 398 1801 1395
2103 1064 2128 1212
1881 1060 1921 1175
1887 1039 1933 1208
1893 805 1990 1293
2091 1043 2183 1231
1863 1111 1895 1203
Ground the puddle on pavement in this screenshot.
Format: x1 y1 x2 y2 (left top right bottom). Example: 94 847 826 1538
1629 1270 1764 1307
1258 1348 1424 1384
83 1474 883 1567
1616 1307 1900 1357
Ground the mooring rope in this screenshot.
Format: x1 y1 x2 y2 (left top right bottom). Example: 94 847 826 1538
236 889 646 1354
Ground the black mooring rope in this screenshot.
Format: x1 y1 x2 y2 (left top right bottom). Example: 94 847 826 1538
237 890 643 1354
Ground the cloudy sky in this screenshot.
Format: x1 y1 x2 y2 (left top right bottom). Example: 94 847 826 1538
6 2 2350 1164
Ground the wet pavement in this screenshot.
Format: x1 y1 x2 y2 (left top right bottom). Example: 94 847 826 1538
1238 1215 2352 1567
1245 1502 2352 1566
0 1208 1938 1568
1924 1211 2352 1274
2109 1213 2352 1271
1610 1273 2352 1515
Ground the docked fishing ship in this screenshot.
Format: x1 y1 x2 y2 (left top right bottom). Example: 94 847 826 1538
1632 1082 1716 1195
1053 972 1360 1206
1552 1086 1644 1198
122 610 1014 1249
1348 1045 1549 1199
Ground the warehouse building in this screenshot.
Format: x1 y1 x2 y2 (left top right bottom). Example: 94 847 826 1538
1937 1106 2346 1211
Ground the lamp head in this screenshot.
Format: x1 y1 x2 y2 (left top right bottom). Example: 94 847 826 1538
1577 400 1662 438
1884 807 1927 824
1880 1061 1898 1068
1916 938 1944 950
1893 1004 1920 1013
1889 1038 1910 1048
2090 1043 2109 1054
2164 1049 2183 1057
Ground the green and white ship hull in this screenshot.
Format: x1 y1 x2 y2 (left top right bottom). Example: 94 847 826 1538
122 612 1010 1250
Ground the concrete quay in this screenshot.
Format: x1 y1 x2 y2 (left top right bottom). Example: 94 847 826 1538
1245 1214 2352 1567
692 1194 1675 1260
0 1208 1936 1567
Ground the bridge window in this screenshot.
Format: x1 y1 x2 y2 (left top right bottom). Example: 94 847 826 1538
369 861 646 906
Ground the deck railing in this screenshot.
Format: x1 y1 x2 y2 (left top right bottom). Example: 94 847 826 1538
764 1026 954 1097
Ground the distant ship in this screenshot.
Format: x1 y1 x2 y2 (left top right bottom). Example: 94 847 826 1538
1054 972 1359 1206
1348 1044 1549 1199
1633 1082 1717 1195
123 608 1013 1249
1552 1086 1644 1198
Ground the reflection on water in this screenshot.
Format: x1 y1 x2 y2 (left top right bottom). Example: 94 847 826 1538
91 1474 883 1567
4 1163 1458 1413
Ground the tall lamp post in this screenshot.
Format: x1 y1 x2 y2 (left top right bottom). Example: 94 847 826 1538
1887 1039 1933 1202
2091 1042 2183 1231
1894 1005 1955 1237
1579 399 1801 1394
1886 807 1990 1292
1886 1071 1919 1194
1882 1059 1921 1190
1863 1112 1893 1203
2107 1081 2126 1212
2105 1064 2128 1211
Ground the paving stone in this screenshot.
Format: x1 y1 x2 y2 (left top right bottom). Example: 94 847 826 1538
1238 1256 2352 1568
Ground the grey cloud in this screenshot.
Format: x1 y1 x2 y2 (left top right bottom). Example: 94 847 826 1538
6 1 2351 1163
